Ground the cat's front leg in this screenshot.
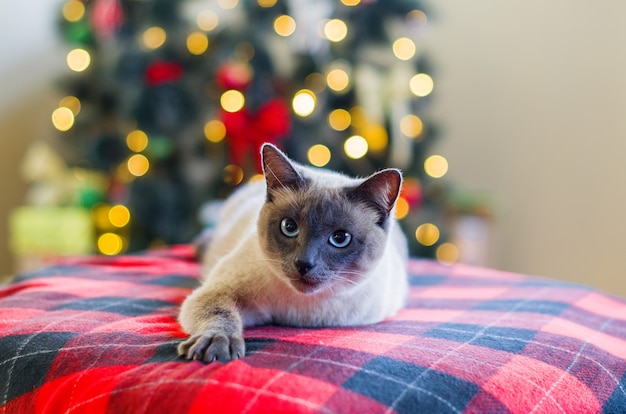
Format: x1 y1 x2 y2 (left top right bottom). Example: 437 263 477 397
177 285 245 362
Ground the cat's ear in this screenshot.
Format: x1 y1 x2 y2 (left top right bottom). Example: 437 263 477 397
349 169 402 225
261 143 305 197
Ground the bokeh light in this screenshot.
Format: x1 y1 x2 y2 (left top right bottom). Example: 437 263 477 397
328 109 351 131
66 49 91 72
307 144 331 167
424 155 448 178
258 0 277 7
361 123 388 152
395 197 410 220
326 68 350 92
63 0 85 22
197 10 219 31
126 130 149 152
204 120 227 143
344 135 368 159
436 242 459 264
400 114 424 139
52 107 75 131
98 232 124 255
324 19 348 42
223 164 244 185
410 73 434 97
59 96 81 115
292 89 316 117
392 37 416 60
143 26 166 49
217 0 239 9
341 0 361 5
415 223 440 246
187 31 209 55
109 205 131 228
127 154 150 177
274 15 296 37
220 90 245 112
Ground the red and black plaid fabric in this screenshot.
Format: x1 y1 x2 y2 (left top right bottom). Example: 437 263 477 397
1 245 625 413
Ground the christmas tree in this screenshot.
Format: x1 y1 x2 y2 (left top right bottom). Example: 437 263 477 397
43 0 453 260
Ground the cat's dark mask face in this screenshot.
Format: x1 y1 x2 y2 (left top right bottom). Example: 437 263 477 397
257 144 401 295
258 187 388 294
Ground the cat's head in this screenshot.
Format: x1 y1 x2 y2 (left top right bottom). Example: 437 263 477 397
257 143 402 295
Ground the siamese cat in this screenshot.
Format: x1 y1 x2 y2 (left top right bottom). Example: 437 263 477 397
178 143 408 362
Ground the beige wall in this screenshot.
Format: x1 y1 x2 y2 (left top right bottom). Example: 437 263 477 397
425 1 626 297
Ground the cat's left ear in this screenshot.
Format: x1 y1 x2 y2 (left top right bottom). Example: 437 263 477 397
261 143 305 198
349 169 402 224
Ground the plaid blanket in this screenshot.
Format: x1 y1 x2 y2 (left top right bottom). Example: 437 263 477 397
1 245 625 413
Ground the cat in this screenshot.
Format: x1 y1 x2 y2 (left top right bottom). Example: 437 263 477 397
177 143 408 362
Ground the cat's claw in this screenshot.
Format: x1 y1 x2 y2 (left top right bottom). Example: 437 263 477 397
178 332 245 363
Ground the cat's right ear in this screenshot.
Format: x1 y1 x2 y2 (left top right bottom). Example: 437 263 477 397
261 143 305 200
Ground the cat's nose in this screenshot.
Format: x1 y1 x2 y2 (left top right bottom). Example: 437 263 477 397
294 259 315 276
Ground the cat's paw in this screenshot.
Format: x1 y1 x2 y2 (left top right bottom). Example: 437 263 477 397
177 332 245 363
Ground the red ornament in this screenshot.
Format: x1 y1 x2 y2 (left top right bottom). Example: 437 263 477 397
145 61 184 86
220 99 291 171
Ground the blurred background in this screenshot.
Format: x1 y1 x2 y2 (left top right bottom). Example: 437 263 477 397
1 0 624 297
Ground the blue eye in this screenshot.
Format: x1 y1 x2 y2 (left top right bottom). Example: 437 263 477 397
280 218 299 237
329 230 352 248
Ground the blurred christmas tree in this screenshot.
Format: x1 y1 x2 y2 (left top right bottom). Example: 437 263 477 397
46 0 453 259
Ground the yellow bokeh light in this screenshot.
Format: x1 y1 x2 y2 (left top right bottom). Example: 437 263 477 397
197 10 219 31
292 89 316 117
258 0 277 7
307 144 331 167
415 223 440 246
67 48 91 72
220 90 245 113
109 205 131 228
400 114 424 139
410 73 434 97
63 0 85 22
187 31 209 55
392 37 416 61
52 107 75 131
223 164 244 186
59 96 81 116
436 242 459 264
324 19 348 42
361 123 388 152
328 109 351 131
274 15 296 37
98 232 124 256
204 120 227 143
341 0 361 5
344 135 368 159
326 68 350 92
143 26 166 49
217 0 239 9
395 197 410 220
127 154 150 177
126 130 149 152
424 155 449 178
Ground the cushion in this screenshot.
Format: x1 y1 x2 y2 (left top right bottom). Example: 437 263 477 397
1 245 625 413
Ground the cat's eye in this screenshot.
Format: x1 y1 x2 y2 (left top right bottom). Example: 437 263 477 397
280 218 299 237
329 230 352 248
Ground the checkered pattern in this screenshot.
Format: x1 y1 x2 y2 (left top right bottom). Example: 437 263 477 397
1 245 625 413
